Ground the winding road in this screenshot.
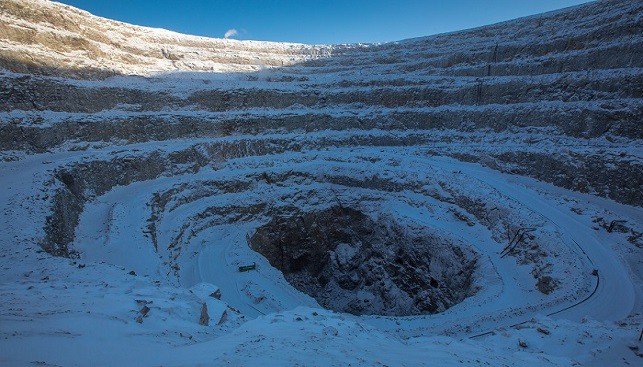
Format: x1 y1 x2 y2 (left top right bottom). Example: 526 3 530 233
9 145 638 339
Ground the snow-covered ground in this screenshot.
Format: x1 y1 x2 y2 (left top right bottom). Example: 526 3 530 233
0 139 641 366
1 0 642 365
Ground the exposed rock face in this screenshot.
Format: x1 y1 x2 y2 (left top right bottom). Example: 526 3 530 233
198 303 209 326
0 0 337 78
249 206 477 316
1 0 641 206
0 0 640 303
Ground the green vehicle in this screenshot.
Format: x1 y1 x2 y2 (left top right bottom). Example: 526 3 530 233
238 262 257 272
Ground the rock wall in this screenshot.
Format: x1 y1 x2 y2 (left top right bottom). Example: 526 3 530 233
1 0 640 205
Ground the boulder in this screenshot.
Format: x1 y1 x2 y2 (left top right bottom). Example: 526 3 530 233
189 282 221 300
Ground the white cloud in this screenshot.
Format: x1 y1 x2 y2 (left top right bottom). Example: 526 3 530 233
224 29 238 39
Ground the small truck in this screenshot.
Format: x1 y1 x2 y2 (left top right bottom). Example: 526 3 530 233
238 262 257 272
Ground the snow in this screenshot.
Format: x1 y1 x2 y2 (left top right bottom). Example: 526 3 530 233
0 0 642 365
1 141 641 366
189 282 221 301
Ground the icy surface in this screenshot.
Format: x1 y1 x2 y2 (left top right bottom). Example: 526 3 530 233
0 0 642 366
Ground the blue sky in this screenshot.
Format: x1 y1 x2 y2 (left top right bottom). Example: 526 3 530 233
56 0 592 44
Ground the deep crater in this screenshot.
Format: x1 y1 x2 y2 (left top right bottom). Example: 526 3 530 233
248 205 478 316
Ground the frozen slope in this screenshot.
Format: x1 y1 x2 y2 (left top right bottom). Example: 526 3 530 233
0 141 641 366
71 147 636 331
0 0 642 366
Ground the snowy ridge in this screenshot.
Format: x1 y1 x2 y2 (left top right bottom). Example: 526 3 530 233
0 0 642 366
0 0 344 77
1 0 641 204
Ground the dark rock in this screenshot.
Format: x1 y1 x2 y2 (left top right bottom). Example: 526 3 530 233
198 303 209 326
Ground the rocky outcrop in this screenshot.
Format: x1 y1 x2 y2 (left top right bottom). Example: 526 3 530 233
1 0 640 206
0 0 639 309
0 0 338 78
249 206 477 316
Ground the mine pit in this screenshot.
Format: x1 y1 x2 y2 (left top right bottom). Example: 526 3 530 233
248 205 478 316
